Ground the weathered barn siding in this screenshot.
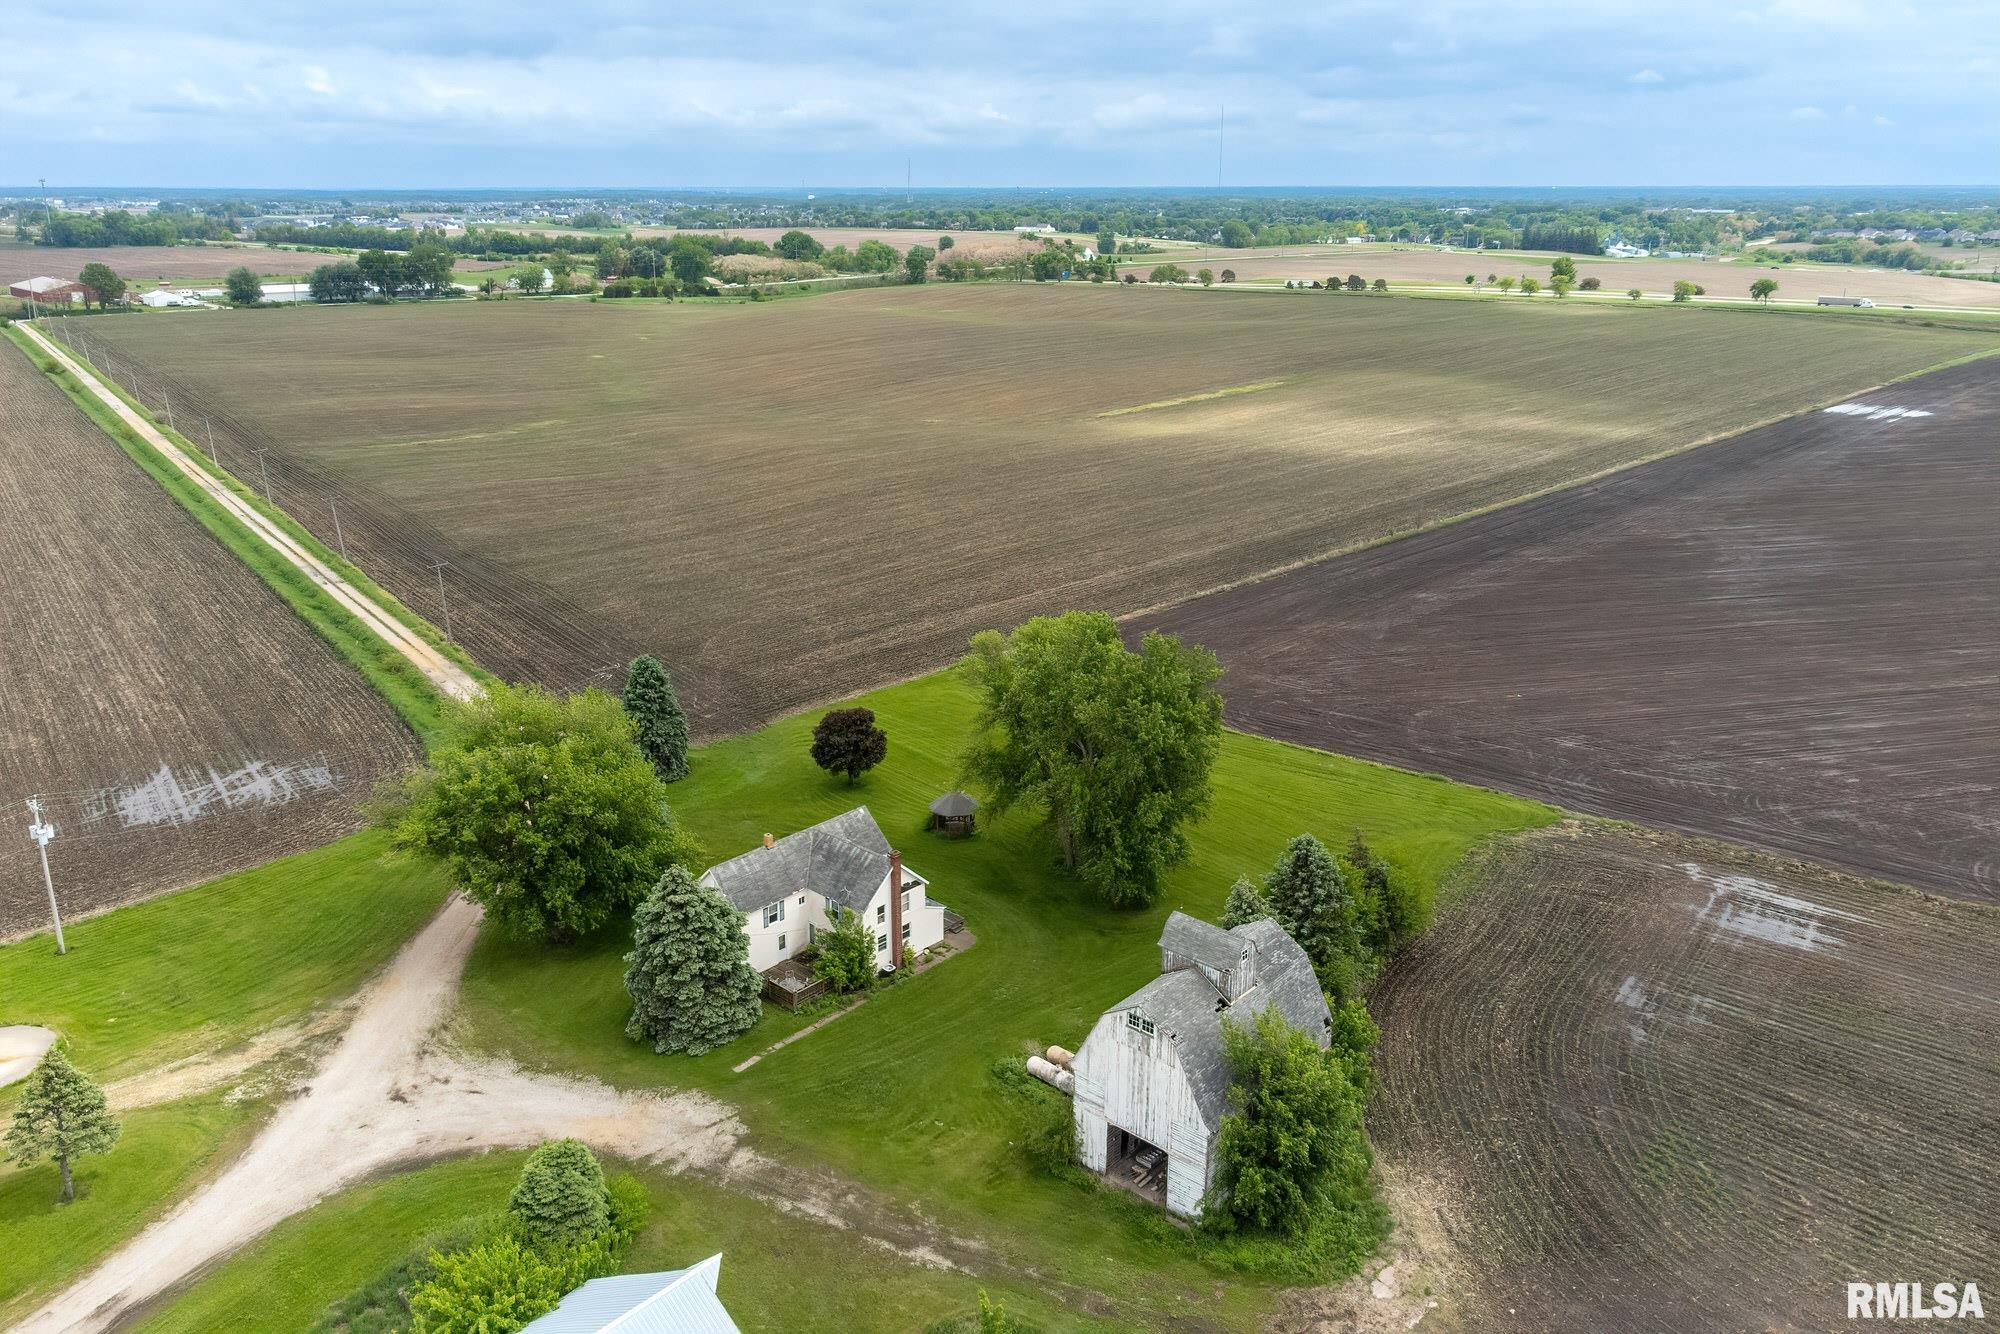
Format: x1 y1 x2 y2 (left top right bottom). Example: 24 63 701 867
1072 1008 1214 1217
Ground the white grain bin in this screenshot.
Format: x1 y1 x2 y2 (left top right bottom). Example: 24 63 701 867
1045 1045 1075 1069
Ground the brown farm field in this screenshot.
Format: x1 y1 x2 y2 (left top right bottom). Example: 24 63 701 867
1369 821 1999 1332
1131 354 2000 900
0 243 361 287
1123 242 2000 308
0 343 421 937
80 286 1996 737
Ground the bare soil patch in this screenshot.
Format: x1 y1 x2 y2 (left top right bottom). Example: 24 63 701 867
81 289 1991 739
1367 822 1999 1331
0 244 359 287
0 346 420 936
1132 355 2000 900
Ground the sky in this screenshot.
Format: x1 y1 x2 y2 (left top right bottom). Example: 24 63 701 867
4 0 1996 190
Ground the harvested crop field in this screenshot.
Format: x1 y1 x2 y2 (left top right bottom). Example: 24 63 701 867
0 243 358 287
1370 821 1999 1331
80 287 1995 736
1121 242 2000 309
0 343 421 938
1130 354 2000 900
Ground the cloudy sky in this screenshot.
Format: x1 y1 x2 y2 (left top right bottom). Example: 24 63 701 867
5 1 1995 189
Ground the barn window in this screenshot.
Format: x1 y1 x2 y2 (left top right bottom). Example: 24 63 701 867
1127 1012 1155 1037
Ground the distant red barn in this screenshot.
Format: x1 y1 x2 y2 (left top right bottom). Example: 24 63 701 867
9 276 85 305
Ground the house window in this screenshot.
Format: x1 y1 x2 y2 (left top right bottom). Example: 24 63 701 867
763 900 785 927
900 889 911 913
900 921 911 942
876 904 886 925
777 933 786 952
876 934 889 953
1127 1013 1155 1037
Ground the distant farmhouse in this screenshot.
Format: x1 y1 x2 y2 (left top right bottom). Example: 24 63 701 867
1012 223 1057 236
700 807 947 977
1071 911 1330 1218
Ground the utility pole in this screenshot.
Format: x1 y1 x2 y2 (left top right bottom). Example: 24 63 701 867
330 497 348 559
204 417 219 465
430 559 453 638
25 798 65 955
253 447 273 502
163 388 175 431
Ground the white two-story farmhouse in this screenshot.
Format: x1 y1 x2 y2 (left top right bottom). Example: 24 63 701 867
699 807 946 976
1071 911 1330 1218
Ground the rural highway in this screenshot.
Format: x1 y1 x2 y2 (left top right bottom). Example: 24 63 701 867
17 320 483 704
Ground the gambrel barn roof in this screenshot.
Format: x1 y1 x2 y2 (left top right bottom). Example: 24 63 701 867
1106 912 1330 1130
701 806 894 916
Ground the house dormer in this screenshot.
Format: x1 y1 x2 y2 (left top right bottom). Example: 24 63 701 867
1157 910 1256 1003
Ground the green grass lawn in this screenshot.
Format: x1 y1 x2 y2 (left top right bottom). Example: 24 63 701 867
136 1152 1066 1333
0 1092 264 1326
0 830 449 1079
457 669 1557 1327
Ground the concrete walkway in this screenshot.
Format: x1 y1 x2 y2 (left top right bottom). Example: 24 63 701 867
16 320 482 703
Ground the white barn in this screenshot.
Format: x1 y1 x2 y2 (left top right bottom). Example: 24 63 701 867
699 806 946 976
1072 911 1330 1218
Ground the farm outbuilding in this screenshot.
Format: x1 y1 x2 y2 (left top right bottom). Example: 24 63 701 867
1071 911 1330 1218
928 790 979 837
9 276 83 305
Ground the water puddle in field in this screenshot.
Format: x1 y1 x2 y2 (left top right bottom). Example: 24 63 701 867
1614 974 1717 1044
81 757 339 829
1682 863 1865 953
1822 403 1934 422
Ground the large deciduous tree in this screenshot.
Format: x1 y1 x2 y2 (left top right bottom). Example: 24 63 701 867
1750 277 1779 303
308 261 367 303
623 866 763 1055
622 655 690 782
962 612 1222 907
810 707 888 784
5 1046 121 1204
223 266 264 306
1203 1006 1373 1236
380 683 696 943
75 262 126 309
812 905 878 993
775 229 824 261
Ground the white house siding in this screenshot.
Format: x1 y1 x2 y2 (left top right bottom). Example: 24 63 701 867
724 864 944 974
1071 1010 1214 1218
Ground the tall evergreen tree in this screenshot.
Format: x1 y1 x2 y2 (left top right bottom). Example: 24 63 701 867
1220 875 1270 929
1264 834 1360 988
5 1046 121 1203
624 866 763 1056
623 655 690 782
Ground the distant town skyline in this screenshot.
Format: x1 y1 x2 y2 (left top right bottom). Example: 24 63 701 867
6 1 1994 189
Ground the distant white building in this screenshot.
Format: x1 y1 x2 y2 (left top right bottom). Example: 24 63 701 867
1072 911 1331 1219
1013 223 1057 236
139 289 204 308
699 807 947 977
522 1254 738 1333
1604 242 1649 258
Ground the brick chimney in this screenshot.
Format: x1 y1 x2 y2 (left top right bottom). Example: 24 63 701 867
887 850 904 969
763 832 774 848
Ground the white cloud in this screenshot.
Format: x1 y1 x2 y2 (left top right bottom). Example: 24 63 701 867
1789 105 1825 120
1629 68 1664 84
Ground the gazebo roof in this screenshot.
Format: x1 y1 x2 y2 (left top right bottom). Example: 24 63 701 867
929 790 979 818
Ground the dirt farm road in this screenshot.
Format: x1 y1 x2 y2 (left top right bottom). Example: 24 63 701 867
17 897 743 1333
17 319 481 704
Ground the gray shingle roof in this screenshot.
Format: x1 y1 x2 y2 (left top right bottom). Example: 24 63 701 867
929 790 979 817
702 806 892 916
1160 910 1251 980
1107 914 1331 1133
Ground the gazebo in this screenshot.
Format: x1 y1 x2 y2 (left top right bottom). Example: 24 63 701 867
928 791 979 838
